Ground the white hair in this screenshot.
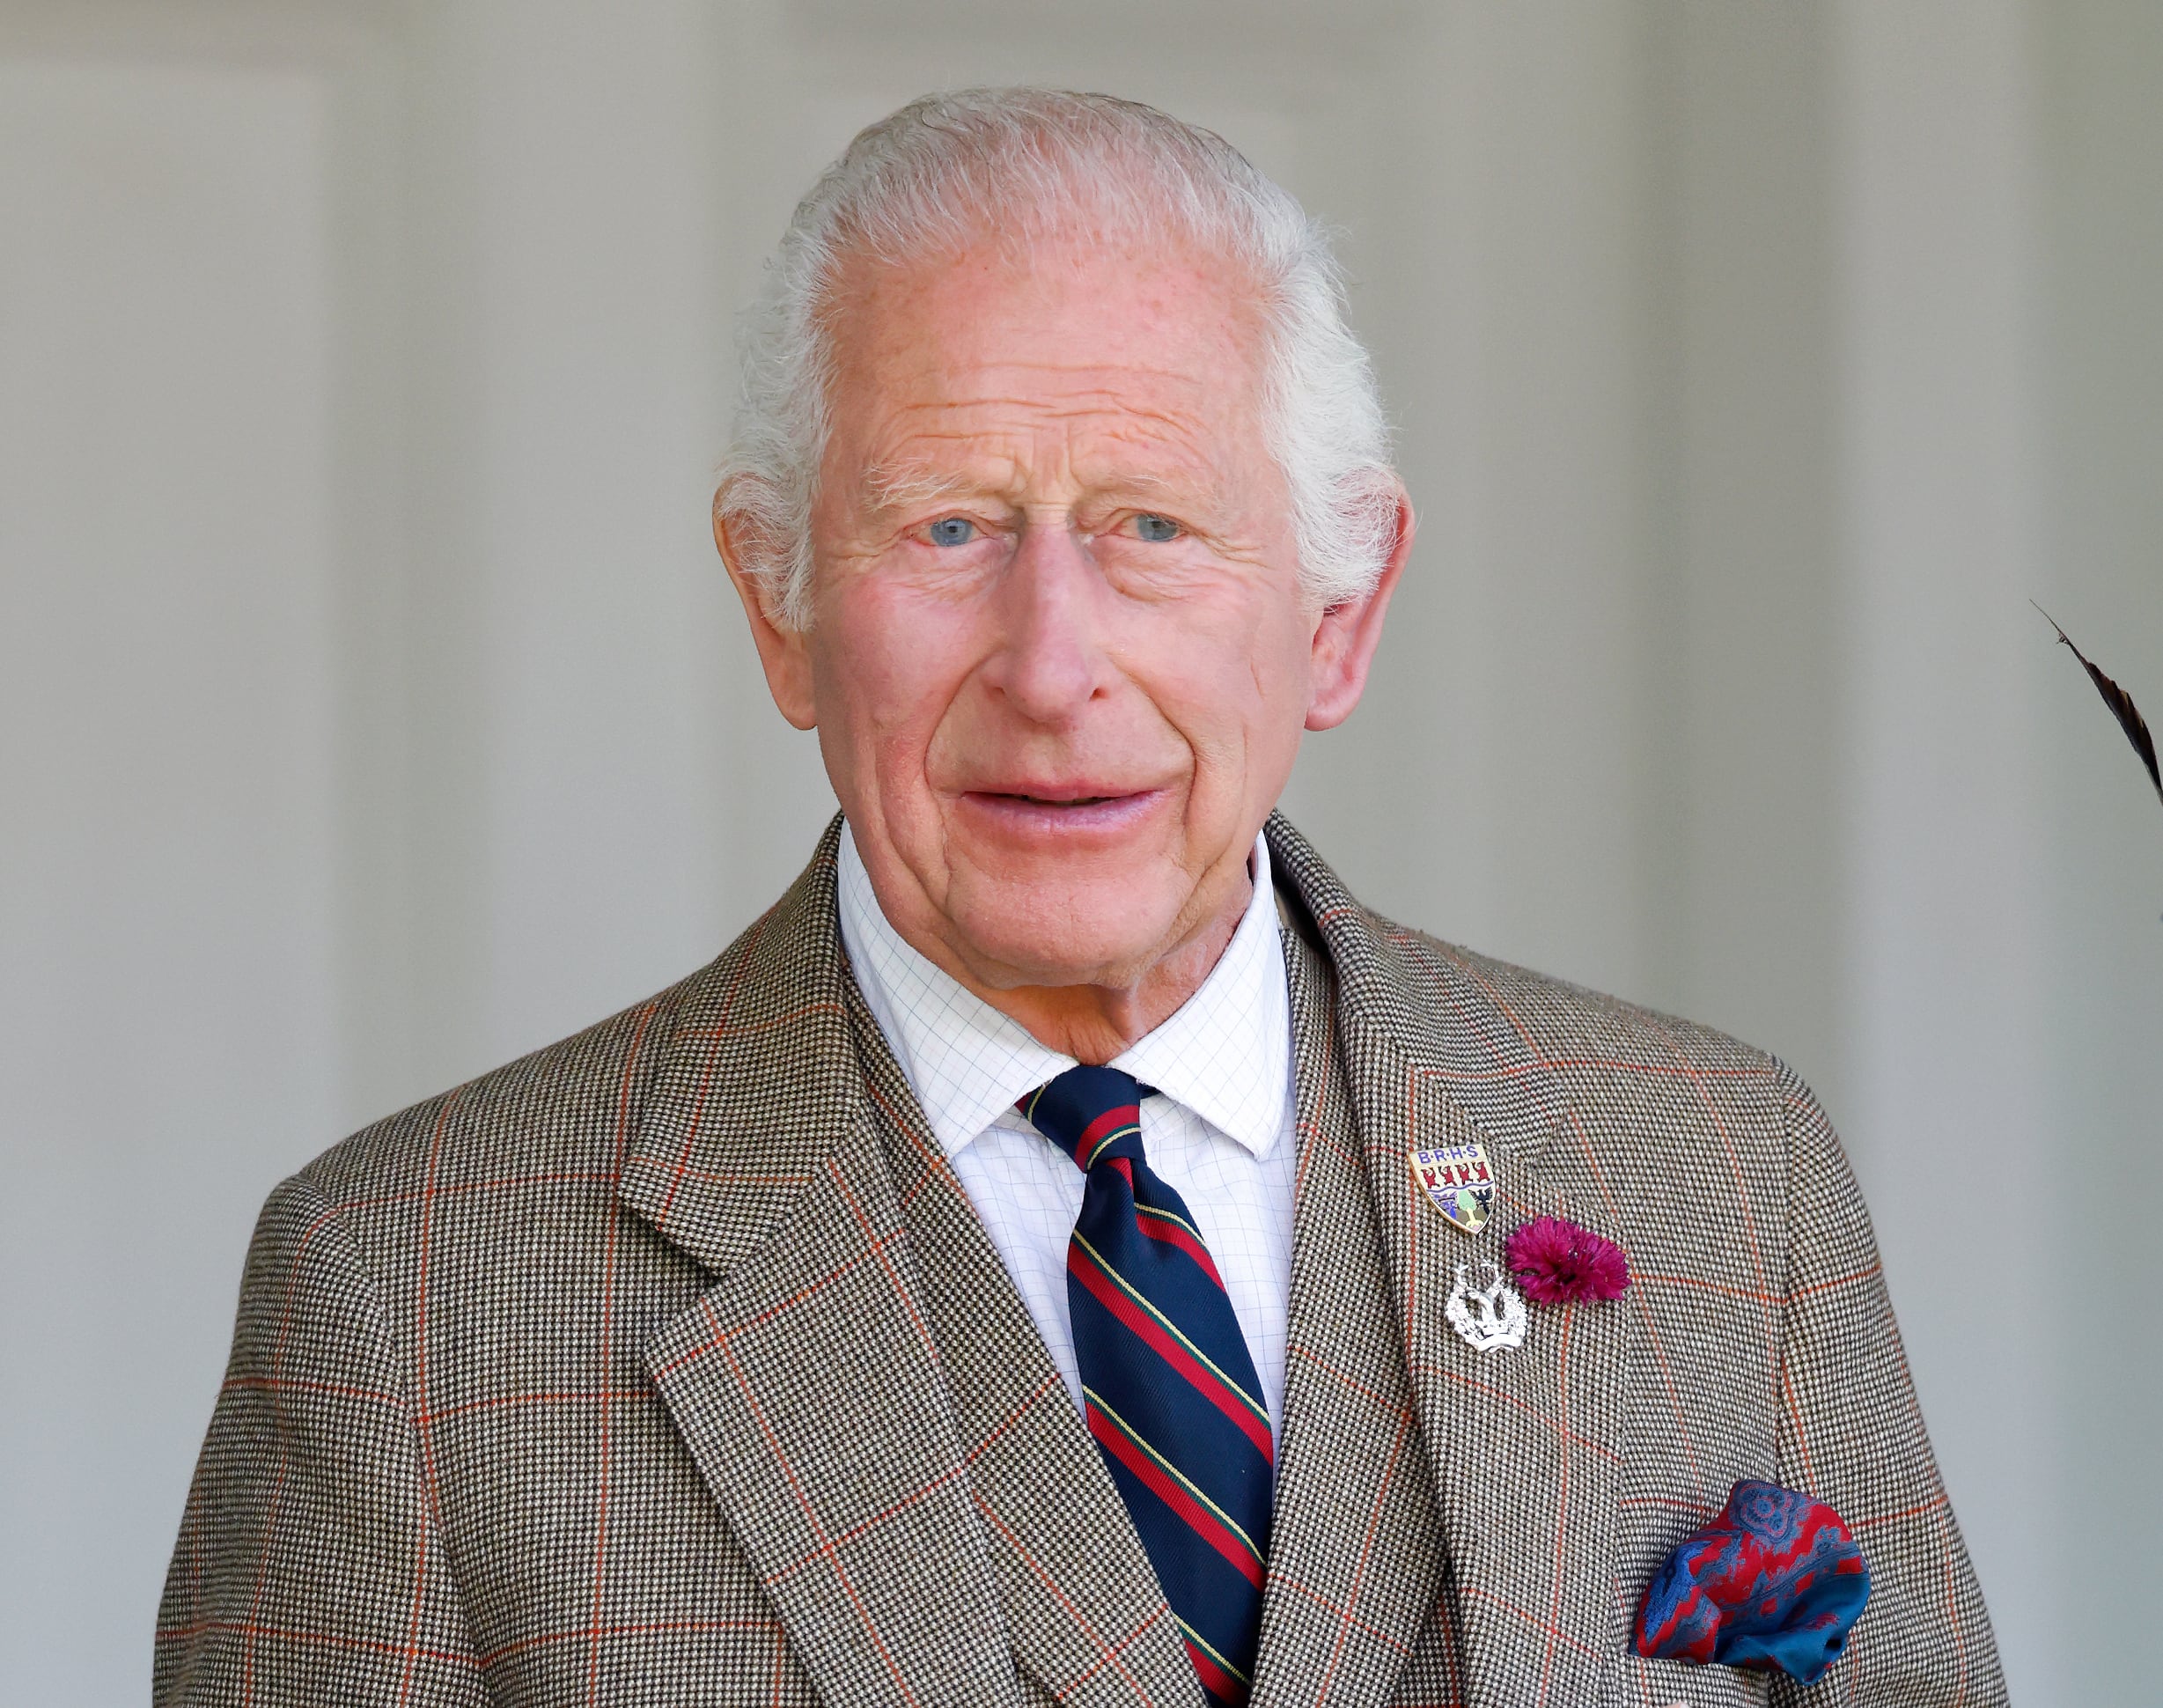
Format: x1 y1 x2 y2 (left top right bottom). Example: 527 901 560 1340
719 87 1399 630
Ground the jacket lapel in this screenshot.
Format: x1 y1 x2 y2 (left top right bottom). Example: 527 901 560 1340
620 825 1023 1708
1266 815 1638 1708
1249 925 1452 1708
850 984 1203 1708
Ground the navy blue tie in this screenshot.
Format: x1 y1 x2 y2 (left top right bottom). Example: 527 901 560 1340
1018 1065 1273 1706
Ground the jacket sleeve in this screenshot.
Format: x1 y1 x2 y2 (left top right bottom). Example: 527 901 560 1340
155 1174 490 1706
1768 1064 2005 1707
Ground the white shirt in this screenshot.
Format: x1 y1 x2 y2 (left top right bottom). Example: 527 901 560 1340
835 822 1300 1439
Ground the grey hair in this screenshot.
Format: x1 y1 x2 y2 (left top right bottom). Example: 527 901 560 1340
718 87 1399 630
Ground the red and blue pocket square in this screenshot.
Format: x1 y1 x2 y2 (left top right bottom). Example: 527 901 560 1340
1633 1480 1872 1686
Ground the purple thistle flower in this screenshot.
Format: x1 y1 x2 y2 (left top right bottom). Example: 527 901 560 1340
1505 1214 1630 1305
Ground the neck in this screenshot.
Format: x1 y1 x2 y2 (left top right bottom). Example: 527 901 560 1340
971 880 1251 1064
843 823 1267 1065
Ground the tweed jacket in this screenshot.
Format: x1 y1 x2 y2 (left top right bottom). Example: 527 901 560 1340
157 815 2003 1707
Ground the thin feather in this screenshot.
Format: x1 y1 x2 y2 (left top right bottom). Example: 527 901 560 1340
2035 602 2163 807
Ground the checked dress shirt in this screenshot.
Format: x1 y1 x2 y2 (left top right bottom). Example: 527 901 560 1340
835 821 1300 1438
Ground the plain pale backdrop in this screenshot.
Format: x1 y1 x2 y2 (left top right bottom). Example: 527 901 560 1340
4 2 2159 1703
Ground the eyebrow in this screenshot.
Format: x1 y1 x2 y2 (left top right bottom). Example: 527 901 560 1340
856 460 986 514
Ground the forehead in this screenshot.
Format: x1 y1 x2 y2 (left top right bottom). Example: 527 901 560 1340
819 232 1272 480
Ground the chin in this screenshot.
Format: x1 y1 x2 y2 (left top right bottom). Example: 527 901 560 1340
952 882 1180 990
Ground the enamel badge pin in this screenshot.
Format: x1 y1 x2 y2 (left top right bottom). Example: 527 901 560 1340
1409 1141 1497 1234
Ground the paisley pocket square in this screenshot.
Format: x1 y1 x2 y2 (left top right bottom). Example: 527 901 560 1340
1633 1480 1871 1686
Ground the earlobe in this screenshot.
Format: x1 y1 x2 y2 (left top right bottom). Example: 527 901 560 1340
714 490 820 731
1305 487 1414 732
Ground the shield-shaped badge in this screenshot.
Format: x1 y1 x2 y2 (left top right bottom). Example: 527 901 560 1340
1409 1141 1497 1234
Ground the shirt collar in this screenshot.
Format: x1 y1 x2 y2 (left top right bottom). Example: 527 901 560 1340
835 822 1290 1165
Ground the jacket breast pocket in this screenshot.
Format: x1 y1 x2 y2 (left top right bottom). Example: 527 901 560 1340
1611 1653 1770 1707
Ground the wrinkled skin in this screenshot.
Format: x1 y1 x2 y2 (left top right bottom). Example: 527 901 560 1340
717 230 1411 1063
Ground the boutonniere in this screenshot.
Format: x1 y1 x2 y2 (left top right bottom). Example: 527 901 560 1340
1504 1213 1630 1304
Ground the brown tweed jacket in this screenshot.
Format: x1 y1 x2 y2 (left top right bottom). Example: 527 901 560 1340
157 815 2003 1707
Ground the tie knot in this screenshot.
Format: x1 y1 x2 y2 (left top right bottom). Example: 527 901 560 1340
1017 1064 1146 1173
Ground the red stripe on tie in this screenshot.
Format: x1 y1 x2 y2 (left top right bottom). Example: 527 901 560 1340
1184 1638 1251 1706
1136 1211 1226 1289
1075 1104 1139 1165
1085 1401 1266 1590
1070 1244 1273 1460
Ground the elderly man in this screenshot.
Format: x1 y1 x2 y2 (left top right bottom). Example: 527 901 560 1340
158 92 2001 1708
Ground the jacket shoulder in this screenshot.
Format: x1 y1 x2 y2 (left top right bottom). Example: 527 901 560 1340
1271 814 1787 1094
1379 919 1782 1079
290 963 710 1256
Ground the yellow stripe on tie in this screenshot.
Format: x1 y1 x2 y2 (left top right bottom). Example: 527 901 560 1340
1083 1122 1141 1167
1083 1388 1264 1564
1174 1616 1253 1686
1071 1233 1270 1431
1133 1202 1206 1246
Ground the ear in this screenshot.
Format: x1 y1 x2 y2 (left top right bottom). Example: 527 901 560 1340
1305 483 1414 731
715 481 818 731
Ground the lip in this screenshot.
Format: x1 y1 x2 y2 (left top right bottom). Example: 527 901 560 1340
953 785 1171 841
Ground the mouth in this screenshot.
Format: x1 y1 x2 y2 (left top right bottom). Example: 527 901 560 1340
955 784 1169 837
976 790 1130 806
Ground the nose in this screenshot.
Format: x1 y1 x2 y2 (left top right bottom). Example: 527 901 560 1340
978 518 1115 726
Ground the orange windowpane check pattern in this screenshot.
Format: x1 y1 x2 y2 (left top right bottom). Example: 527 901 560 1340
155 815 2002 1706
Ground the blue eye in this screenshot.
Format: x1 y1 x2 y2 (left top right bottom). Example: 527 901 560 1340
927 516 977 548
1133 513 1181 543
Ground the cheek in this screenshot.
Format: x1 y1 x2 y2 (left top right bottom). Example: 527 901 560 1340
1122 585 1313 758
812 578 981 754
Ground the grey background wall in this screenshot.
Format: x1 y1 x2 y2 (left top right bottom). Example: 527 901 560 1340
3 2 2158 1702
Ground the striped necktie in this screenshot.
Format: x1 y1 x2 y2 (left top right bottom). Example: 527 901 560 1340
1017 1065 1273 1706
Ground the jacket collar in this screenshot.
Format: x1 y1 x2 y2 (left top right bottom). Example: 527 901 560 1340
1262 811 1562 1170
616 820 857 1277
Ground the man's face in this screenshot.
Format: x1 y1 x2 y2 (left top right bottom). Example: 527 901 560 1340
726 230 1402 998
